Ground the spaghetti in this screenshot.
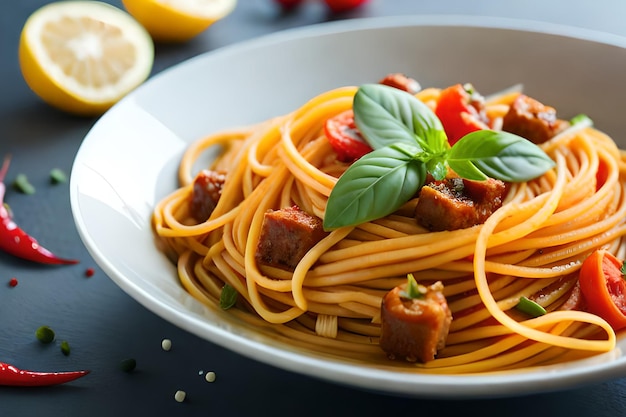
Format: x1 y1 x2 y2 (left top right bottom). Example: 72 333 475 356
152 82 626 373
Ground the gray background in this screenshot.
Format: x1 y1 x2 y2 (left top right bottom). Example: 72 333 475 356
1 0 626 415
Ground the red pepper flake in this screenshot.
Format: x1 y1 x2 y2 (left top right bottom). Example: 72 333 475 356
8 277 18 287
85 268 95 278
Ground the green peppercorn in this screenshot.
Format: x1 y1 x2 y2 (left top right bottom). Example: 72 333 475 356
35 325 55 344
60 340 71 356
119 358 137 373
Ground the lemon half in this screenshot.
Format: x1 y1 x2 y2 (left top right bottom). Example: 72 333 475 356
122 0 237 43
19 1 154 117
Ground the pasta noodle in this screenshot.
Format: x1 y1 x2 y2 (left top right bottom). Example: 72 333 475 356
152 82 626 374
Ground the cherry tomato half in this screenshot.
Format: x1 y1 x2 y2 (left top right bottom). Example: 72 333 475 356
435 83 490 146
324 110 372 162
579 249 626 331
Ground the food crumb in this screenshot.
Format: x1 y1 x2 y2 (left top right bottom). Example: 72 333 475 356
85 268 95 277
174 390 186 403
8 277 18 287
205 371 216 383
161 338 172 351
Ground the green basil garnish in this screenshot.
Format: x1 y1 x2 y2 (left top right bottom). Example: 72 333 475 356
323 84 555 230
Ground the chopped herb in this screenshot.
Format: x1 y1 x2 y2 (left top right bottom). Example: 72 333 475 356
49 168 67 184
620 260 626 276
60 340 71 356
219 284 238 310
119 358 137 373
35 325 55 344
13 174 35 195
515 296 546 317
399 273 426 299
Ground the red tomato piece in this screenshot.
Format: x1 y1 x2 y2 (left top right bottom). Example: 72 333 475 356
324 110 372 162
579 249 626 331
435 84 490 146
322 0 369 13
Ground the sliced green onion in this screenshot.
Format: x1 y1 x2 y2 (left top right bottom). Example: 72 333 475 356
35 325 55 344
400 273 426 300
49 168 67 184
13 174 35 194
515 296 546 317
570 113 593 126
219 284 238 310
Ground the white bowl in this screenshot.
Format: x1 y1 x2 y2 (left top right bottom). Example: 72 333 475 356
70 15 626 398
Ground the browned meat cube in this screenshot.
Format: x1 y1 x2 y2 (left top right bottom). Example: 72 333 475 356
502 94 570 144
415 177 506 231
378 73 421 94
190 169 227 222
380 281 452 363
255 206 328 271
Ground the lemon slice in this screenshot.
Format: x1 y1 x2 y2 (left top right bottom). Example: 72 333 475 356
121 0 237 43
19 1 154 117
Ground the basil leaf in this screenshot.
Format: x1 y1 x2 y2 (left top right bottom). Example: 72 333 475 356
324 144 426 230
353 84 448 153
447 130 555 182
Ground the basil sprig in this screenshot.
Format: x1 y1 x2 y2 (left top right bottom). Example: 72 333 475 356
323 84 555 230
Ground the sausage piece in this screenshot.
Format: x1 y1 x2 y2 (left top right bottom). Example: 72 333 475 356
415 177 506 231
190 169 227 222
255 206 328 271
502 94 569 144
380 280 452 363
378 73 421 94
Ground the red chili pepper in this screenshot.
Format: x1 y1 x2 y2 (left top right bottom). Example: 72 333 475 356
0 361 89 386
0 155 78 265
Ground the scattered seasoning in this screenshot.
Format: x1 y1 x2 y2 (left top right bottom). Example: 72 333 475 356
205 371 216 383
0 156 79 265
85 267 95 277
60 340 71 356
119 358 137 373
0 361 89 386
49 168 67 184
174 390 186 403
13 173 35 195
35 325 55 344
219 284 238 310
8 277 18 287
161 338 172 351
